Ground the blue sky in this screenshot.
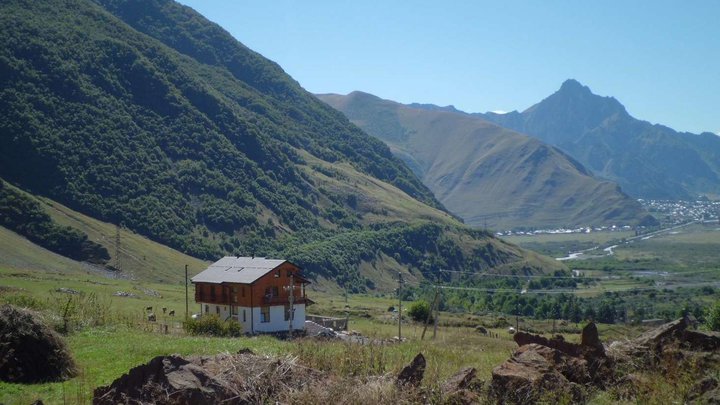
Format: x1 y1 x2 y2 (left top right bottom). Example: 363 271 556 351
178 1 720 135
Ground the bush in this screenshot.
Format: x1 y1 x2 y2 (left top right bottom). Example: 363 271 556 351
183 314 243 337
407 300 432 323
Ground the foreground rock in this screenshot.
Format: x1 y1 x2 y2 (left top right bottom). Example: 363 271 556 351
396 353 425 387
491 343 591 403
94 353 321 404
491 317 720 403
609 316 720 402
491 322 612 403
609 316 720 365
0 304 77 383
441 367 481 404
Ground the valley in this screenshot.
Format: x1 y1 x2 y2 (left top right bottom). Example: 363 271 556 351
1 0 719 403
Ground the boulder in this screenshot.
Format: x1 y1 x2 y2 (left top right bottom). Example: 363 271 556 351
440 367 480 404
681 329 720 352
442 367 477 394
490 344 587 403
513 331 582 357
397 353 425 387
581 322 604 354
94 352 323 404
93 355 228 404
633 316 689 350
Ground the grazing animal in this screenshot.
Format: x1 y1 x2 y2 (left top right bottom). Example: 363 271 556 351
147 313 156 322
168 310 175 317
145 306 153 312
162 307 167 314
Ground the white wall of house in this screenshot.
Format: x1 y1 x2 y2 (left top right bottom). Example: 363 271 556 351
199 302 233 321
197 302 305 334
251 304 305 333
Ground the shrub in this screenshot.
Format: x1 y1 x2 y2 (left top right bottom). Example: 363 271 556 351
407 300 432 323
183 314 243 337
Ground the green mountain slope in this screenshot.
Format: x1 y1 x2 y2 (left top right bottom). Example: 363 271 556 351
480 80 720 199
0 180 207 283
317 92 652 230
0 0 563 288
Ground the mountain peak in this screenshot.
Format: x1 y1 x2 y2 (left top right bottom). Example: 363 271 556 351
559 79 591 94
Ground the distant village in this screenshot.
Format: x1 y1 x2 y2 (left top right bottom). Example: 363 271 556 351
641 198 720 225
497 199 720 237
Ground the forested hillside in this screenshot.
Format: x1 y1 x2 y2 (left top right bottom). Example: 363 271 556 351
0 0 563 288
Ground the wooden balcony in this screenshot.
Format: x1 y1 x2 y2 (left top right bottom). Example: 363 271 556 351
262 296 306 305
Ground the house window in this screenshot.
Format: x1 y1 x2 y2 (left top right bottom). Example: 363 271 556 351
275 270 280 278
261 306 270 323
232 287 238 303
204 305 209 313
243 309 246 322
265 286 279 298
210 286 216 301
216 306 220 315
231 306 238 315
287 270 293 277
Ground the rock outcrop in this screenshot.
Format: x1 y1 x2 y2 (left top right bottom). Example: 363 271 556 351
397 353 426 387
93 353 321 404
493 317 720 403
491 322 612 403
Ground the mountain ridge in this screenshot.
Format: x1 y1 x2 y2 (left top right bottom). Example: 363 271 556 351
478 80 720 199
317 91 652 230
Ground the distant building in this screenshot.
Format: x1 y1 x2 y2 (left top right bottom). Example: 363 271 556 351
191 257 310 333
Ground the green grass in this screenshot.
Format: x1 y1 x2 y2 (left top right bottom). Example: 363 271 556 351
0 328 290 404
505 230 634 257
613 223 720 271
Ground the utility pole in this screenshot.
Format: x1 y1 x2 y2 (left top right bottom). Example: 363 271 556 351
433 301 439 339
286 273 296 338
421 286 440 340
185 264 189 320
397 272 403 340
344 285 349 331
115 223 121 271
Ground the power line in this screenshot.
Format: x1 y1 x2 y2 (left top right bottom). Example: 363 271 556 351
432 281 720 295
436 269 594 279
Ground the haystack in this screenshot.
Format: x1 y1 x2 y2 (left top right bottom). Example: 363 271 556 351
0 304 77 383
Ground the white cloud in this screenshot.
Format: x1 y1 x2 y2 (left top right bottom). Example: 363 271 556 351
491 110 508 114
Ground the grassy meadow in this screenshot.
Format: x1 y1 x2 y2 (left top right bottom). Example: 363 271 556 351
1 217 719 403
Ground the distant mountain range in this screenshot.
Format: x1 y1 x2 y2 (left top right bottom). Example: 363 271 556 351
0 0 563 288
478 80 720 200
317 92 653 230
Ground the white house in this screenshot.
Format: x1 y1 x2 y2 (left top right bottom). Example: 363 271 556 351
191 257 310 333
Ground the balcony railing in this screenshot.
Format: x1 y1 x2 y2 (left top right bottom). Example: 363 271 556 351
262 296 306 305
